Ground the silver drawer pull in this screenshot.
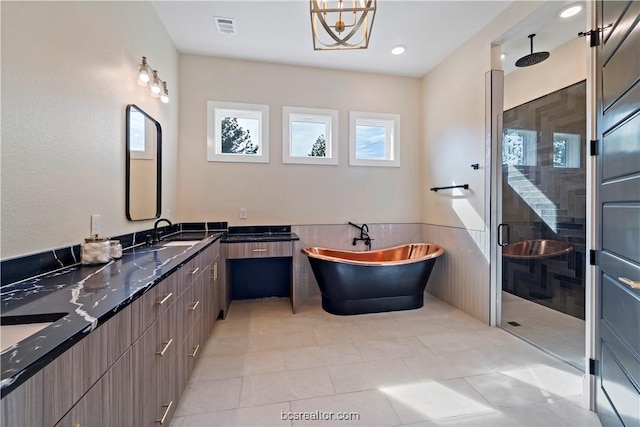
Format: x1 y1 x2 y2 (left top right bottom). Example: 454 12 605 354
156 339 173 356
155 401 173 424
155 293 173 305
252 248 268 252
189 267 200 276
618 277 640 289
189 301 200 311
189 344 200 358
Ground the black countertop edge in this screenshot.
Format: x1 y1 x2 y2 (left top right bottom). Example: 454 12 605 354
0 232 224 398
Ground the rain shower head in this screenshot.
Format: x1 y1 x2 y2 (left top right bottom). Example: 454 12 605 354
515 34 550 67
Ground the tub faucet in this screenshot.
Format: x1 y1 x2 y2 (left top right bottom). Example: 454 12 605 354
349 222 373 250
153 218 173 244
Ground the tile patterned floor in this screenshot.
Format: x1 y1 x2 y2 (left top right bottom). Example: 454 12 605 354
170 295 601 427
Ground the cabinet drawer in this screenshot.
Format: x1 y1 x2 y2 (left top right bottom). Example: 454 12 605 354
182 257 204 287
1 370 44 427
179 276 203 337
132 273 179 338
226 241 293 259
180 249 212 288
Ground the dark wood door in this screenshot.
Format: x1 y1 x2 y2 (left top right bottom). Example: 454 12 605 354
595 1 640 426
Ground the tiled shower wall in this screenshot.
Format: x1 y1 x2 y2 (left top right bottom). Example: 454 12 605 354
293 223 491 325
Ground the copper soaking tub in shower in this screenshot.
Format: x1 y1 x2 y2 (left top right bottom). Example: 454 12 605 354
502 239 573 259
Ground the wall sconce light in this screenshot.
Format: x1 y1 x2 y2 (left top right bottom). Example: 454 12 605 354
137 56 169 103
160 81 169 104
310 0 377 50
138 57 151 84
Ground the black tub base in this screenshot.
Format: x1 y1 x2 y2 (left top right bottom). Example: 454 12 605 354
322 294 424 316
303 243 443 316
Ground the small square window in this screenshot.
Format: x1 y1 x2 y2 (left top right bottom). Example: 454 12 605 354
207 101 269 163
502 129 537 166
553 132 581 168
283 107 338 165
349 111 400 167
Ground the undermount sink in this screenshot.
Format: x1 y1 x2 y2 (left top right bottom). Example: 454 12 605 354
162 240 200 247
503 239 573 259
1 313 67 352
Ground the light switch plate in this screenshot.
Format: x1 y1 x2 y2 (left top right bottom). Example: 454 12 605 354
239 208 247 219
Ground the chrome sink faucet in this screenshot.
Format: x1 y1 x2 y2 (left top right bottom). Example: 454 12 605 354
153 218 173 244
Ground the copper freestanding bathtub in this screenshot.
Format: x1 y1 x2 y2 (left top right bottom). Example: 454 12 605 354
301 243 444 315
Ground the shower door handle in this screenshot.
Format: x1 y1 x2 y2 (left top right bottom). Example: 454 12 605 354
498 223 510 247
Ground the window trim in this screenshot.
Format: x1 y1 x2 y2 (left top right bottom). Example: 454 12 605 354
282 106 339 165
349 111 400 167
207 101 270 163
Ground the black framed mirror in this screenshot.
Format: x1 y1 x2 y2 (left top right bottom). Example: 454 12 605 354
126 104 161 220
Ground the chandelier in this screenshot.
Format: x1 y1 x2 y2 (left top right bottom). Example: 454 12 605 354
310 0 377 50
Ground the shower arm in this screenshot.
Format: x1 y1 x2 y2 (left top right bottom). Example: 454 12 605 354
529 34 534 54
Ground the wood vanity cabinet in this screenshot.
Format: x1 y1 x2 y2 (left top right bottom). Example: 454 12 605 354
225 241 293 259
225 239 296 312
219 244 231 319
0 370 45 426
203 242 222 331
132 241 219 427
2 239 223 427
55 349 133 427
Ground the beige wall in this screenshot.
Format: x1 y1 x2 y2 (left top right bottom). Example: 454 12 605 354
419 1 544 322
177 55 422 226
504 37 587 110
421 1 543 230
1 1 179 259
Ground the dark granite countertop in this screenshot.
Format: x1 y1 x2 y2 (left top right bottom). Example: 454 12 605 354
0 231 224 397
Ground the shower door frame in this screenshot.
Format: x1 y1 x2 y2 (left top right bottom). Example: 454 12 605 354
487 69 504 328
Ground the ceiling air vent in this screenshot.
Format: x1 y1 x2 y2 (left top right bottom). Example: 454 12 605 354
214 16 237 35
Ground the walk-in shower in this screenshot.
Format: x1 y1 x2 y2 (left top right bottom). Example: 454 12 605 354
500 81 587 369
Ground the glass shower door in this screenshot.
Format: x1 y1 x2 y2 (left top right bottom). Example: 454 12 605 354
499 81 587 370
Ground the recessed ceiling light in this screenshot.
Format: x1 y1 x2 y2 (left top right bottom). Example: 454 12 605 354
391 45 406 55
560 5 582 18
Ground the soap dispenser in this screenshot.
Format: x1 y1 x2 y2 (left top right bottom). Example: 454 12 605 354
81 235 110 265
